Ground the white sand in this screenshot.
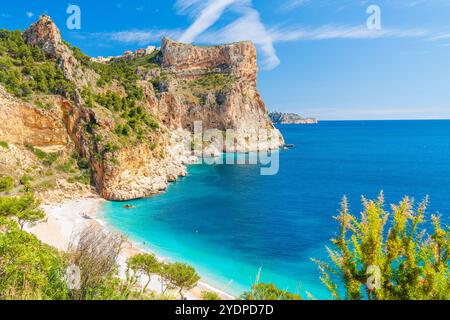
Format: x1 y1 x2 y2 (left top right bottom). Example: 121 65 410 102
27 197 234 300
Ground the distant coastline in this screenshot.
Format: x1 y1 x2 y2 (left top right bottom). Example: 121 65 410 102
269 112 318 125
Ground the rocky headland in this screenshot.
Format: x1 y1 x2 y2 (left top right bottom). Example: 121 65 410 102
270 112 318 125
0 15 284 201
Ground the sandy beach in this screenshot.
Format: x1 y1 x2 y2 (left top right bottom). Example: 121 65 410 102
27 197 234 300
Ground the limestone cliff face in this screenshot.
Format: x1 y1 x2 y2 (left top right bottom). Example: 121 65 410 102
1 16 284 201
0 86 68 147
161 38 257 83
153 38 284 152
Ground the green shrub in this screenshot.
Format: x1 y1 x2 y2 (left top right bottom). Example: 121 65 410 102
56 159 76 173
201 291 222 300
0 176 14 192
241 283 302 300
314 193 449 300
19 174 33 185
24 143 59 167
67 170 91 185
160 262 200 300
0 141 8 149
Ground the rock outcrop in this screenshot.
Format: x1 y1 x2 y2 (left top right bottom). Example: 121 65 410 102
155 38 284 152
161 37 257 83
0 15 284 201
0 86 68 147
270 112 318 125
23 15 96 87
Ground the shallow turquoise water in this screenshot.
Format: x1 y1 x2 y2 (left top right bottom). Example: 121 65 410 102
102 120 450 299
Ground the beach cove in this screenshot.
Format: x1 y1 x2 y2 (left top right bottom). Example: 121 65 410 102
29 120 450 300
101 121 450 299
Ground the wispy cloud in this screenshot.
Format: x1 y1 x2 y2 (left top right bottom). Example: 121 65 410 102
404 0 426 7
281 0 310 11
176 0 279 69
26 12 34 18
177 0 242 43
429 33 450 41
196 6 280 69
269 25 428 42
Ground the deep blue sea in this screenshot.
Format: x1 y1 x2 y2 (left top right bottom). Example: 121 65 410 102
102 120 450 299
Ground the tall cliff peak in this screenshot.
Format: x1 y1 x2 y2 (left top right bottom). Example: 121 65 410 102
23 15 62 57
23 15 88 86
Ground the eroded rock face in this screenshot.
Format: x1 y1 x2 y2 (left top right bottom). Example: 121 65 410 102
23 15 62 57
157 38 284 152
0 86 68 147
161 37 257 83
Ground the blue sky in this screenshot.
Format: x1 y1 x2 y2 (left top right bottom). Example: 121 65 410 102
1 0 450 120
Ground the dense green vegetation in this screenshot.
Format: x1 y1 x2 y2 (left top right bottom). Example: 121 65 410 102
0 141 8 149
190 73 235 91
87 89 159 141
69 42 159 92
71 44 162 148
0 216 68 299
127 253 160 293
0 30 74 99
314 193 449 300
0 193 45 230
177 73 235 105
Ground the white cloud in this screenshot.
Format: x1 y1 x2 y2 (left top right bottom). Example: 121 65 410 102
177 0 242 43
175 0 279 69
26 12 34 18
429 33 450 41
196 7 280 69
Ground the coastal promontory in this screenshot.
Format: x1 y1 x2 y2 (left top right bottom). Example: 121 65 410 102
269 112 318 125
0 15 283 201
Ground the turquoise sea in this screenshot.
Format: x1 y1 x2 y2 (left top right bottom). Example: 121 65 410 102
102 120 450 299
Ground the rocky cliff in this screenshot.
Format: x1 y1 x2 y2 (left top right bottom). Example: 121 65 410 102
0 15 283 201
161 38 257 83
0 86 68 147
